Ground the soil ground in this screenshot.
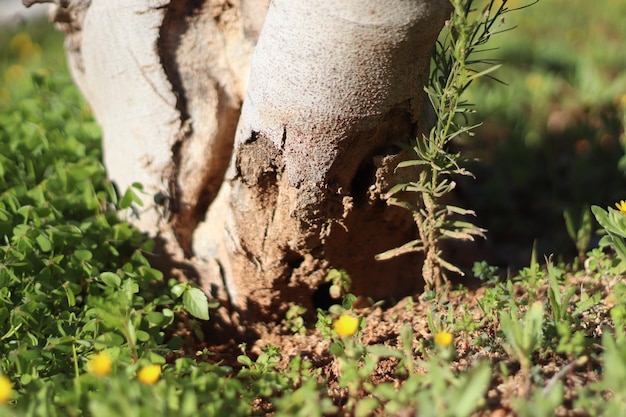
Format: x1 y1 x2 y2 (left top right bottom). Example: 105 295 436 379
190 271 611 416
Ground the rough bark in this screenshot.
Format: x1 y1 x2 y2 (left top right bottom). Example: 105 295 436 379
197 0 451 320
34 0 450 322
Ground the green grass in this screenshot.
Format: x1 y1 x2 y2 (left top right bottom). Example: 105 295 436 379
1 2 626 416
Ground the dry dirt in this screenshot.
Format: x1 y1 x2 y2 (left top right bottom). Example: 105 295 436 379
182 273 611 417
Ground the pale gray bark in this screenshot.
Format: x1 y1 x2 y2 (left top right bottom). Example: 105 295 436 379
33 0 450 321
196 0 450 319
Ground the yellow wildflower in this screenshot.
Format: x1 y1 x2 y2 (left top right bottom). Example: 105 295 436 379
434 331 454 348
3 65 25 85
88 352 112 377
0 375 12 404
616 200 626 215
8 33 40 62
333 314 359 337
9 33 32 55
137 364 161 385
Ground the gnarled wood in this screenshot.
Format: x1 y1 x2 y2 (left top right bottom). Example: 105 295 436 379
196 0 450 319
39 0 450 321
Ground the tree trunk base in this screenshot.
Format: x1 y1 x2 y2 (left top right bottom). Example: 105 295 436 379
46 0 452 323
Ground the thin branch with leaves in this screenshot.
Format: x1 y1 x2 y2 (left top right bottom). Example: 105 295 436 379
378 0 534 291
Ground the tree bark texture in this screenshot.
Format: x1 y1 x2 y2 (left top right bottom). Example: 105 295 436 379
44 0 450 321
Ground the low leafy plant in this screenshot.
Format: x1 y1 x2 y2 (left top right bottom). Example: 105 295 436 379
0 59 215 415
325 268 351 300
511 382 564 417
592 202 626 263
472 260 500 284
283 304 307 336
575 333 626 415
370 324 491 417
545 261 576 323
499 301 544 377
563 206 593 264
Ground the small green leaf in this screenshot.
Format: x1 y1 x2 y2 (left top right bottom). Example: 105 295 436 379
74 249 92 261
329 342 344 356
611 234 626 264
64 284 76 307
237 355 252 367
138 266 163 281
441 229 475 240
452 362 491 417
136 330 150 342
396 159 429 169
373 382 397 401
36 234 52 252
0 208 11 222
465 63 502 83
375 239 423 260
592 206 620 235
437 255 464 275
119 186 143 209
447 205 477 216
342 293 357 310
171 283 185 298
367 344 405 359
384 183 408 197
146 311 165 326
183 287 210 320
355 398 379 417
99 272 121 287
563 210 576 241
145 351 166 365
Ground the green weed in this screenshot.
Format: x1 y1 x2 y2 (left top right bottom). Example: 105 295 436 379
378 0 517 289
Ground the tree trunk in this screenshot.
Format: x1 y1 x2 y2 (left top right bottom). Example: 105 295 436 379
38 0 450 321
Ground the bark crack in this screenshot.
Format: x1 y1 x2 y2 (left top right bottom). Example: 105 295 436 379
156 0 212 256
280 125 287 150
157 0 193 255
158 1 195 121
156 0 242 257
261 198 278 253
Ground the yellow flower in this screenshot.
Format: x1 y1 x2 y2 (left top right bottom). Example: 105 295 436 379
9 33 32 55
0 375 12 404
616 200 626 215
137 364 161 385
3 65 25 85
8 33 40 62
333 314 359 337
434 331 453 348
88 352 112 377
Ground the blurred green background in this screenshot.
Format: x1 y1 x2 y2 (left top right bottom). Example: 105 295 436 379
461 0 626 267
1 0 625 271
